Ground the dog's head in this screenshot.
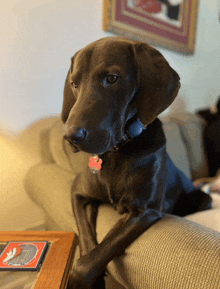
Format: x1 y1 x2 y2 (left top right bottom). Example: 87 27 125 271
62 37 180 154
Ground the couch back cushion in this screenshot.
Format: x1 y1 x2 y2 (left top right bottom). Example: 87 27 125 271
170 113 209 180
161 117 191 179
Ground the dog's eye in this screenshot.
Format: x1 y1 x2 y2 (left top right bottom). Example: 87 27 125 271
107 75 118 84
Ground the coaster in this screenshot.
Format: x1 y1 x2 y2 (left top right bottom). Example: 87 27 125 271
0 241 48 271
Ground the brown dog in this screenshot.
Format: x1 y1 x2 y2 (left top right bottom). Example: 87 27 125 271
62 37 211 289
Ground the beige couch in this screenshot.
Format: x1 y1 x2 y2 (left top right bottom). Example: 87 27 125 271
1 113 220 288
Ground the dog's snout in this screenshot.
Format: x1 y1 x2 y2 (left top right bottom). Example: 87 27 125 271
64 128 87 145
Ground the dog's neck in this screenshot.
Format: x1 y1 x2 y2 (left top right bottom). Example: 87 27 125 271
89 117 147 174
112 117 147 151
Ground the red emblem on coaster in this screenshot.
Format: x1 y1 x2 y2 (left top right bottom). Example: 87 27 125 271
89 155 102 174
0 241 48 271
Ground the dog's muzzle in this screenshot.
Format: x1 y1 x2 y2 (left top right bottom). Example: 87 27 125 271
63 125 111 154
64 128 87 145
63 117 147 154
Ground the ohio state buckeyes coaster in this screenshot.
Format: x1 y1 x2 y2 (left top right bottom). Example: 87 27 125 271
0 241 48 271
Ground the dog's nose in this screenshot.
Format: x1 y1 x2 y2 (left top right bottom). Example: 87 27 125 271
64 128 87 145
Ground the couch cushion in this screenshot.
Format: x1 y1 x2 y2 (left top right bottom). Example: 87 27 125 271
160 117 191 178
170 113 209 180
185 193 220 232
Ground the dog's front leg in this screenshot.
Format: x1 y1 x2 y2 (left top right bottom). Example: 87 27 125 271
68 208 163 289
68 192 106 289
72 193 100 256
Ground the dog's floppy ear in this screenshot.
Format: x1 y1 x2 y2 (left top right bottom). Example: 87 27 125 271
133 42 181 126
61 53 79 123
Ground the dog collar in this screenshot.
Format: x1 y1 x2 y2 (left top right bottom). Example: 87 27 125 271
114 117 147 149
88 118 147 174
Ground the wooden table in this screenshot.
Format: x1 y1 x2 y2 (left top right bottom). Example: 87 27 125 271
0 231 78 289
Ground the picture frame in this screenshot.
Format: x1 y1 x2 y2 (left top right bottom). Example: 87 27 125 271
0 231 78 289
103 0 199 54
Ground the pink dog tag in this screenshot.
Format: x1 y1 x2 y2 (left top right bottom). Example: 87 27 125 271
89 155 103 174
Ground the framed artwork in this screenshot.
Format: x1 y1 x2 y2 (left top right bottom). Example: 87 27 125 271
103 0 199 54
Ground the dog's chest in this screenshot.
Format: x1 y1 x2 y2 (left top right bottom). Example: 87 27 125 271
81 152 146 212
99 154 130 203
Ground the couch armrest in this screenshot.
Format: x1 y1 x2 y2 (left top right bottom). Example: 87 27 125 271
97 208 220 289
0 135 45 230
0 117 59 230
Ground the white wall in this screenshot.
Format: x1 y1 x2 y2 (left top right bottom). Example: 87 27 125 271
1 0 220 134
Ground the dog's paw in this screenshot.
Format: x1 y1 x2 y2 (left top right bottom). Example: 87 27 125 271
67 270 92 289
91 271 106 289
67 256 106 289
66 258 95 289
67 272 106 289
67 275 106 289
